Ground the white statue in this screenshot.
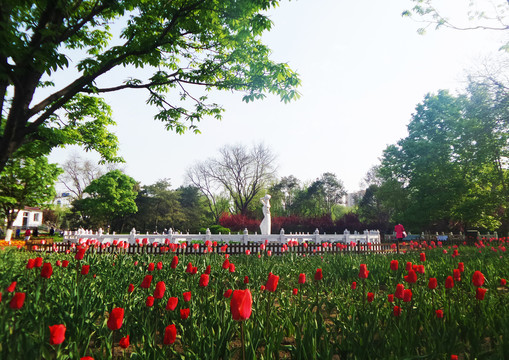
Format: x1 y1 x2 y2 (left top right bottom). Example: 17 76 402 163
260 194 271 235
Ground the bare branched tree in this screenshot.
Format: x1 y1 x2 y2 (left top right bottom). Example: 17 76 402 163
186 143 277 217
186 161 230 223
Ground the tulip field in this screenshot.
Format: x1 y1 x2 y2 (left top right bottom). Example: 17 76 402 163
0 239 508 359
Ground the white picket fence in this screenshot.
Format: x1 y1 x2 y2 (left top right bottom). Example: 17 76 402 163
63 228 381 245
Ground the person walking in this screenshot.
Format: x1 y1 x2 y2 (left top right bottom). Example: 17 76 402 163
394 223 406 253
24 228 31 241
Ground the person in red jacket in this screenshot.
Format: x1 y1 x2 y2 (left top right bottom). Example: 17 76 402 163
394 223 406 253
394 224 406 240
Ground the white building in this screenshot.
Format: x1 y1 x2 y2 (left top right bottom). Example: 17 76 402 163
9 207 44 229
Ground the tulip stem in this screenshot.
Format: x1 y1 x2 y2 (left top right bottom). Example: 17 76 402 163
111 330 115 359
240 321 246 360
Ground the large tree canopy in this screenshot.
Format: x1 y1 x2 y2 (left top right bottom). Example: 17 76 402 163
378 81 509 232
0 0 300 173
73 169 138 230
0 155 62 232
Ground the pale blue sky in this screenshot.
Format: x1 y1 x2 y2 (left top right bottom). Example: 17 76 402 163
49 0 507 192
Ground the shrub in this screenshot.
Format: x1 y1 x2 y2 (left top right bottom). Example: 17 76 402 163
219 213 260 233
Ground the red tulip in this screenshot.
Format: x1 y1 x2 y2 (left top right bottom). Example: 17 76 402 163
244 276 249 284
0 292 2 302
166 297 178 311
119 335 130 349
405 262 412 271
358 264 369 279
420 253 426 262
230 289 252 321
260 285 266 291
146 296 155 307
388 294 394 303
154 281 166 299
81 357 94 360
445 276 454 289
183 291 191 302
223 289 233 298
186 262 193 273
436 309 444 318
62 260 69 268
199 274 210 287
128 284 135 293
472 271 485 287
229 263 235 273
205 265 211 275
9 292 25 309
351 281 357 290
49 324 66 345
164 324 177 345
298 273 306 284
403 289 412 302
453 269 461 282
390 260 398 271
267 250 272 256
81 265 90 275
222 259 230 269
395 284 404 299
148 262 155 272
75 247 86 260
191 266 198 274
451 355 458 360
26 258 35 269
170 256 179 269
475 287 487 300
393 305 401 317
156 261 163 270
314 268 323 281
40 262 53 279
293 288 298 295
107 307 124 331
34 257 43 267
266 273 279 292
6 281 16 293
428 277 438 290
416 265 425 274
180 308 190 320
56 260 61 267
140 275 153 289
404 270 417 284
367 292 374 303
458 262 465 272
501 278 507 286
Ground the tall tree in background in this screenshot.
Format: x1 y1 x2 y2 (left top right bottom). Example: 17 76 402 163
378 80 509 232
268 175 300 216
292 173 346 217
175 185 210 233
72 170 138 232
187 143 277 216
185 162 231 223
60 154 104 199
0 0 300 174
0 155 62 240
128 179 182 234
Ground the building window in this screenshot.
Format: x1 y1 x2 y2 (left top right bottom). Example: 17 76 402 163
33 213 40 222
24 212 29 216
